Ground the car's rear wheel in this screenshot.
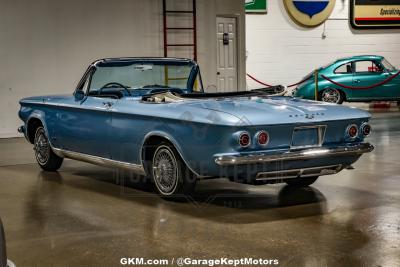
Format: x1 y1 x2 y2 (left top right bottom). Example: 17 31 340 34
284 176 319 187
321 88 344 104
34 127 63 171
150 142 196 199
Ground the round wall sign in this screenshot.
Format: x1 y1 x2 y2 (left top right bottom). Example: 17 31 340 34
284 0 336 27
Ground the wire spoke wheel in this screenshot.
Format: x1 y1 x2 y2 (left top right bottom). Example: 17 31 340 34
34 128 50 165
152 145 179 195
321 88 342 104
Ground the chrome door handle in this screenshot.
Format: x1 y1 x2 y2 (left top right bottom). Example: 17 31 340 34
354 79 361 83
103 102 113 108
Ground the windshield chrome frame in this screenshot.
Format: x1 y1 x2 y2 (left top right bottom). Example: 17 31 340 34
74 58 203 96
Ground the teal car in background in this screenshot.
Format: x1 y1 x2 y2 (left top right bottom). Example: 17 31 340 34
294 55 400 104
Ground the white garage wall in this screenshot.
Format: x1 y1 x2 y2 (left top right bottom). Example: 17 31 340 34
246 0 400 89
0 0 246 138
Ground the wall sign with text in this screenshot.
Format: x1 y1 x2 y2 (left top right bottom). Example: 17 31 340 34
350 0 400 29
245 0 267 13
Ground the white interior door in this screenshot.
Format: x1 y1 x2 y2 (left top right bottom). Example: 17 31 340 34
216 17 238 92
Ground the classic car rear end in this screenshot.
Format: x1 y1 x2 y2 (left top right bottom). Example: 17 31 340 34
213 120 373 185
18 58 374 198
154 95 374 186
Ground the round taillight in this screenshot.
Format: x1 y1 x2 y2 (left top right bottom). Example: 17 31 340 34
239 132 251 147
361 123 371 136
347 124 358 139
257 131 269 146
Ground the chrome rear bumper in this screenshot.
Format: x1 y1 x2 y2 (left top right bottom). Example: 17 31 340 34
214 143 374 166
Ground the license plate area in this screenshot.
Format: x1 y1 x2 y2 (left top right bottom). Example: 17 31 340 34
291 125 326 149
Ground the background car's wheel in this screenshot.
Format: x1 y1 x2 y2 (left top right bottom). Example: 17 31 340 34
150 141 196 199
34 127 63 171
320 88 344 104
284 176 319 187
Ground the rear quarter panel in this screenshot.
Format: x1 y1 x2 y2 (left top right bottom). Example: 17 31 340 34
109 99 243 176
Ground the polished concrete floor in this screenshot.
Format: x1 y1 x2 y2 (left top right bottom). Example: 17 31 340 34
0 111 399 267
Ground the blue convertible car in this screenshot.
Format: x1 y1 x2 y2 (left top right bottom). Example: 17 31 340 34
18 58 374 197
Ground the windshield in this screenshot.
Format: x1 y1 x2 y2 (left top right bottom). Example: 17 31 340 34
89 62 195 91
381 58 397 72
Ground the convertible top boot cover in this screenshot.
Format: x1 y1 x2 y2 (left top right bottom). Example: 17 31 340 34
0 218 6 267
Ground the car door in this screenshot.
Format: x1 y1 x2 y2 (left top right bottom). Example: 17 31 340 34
108 98 144 165
55 70 116 159
351 60 395 100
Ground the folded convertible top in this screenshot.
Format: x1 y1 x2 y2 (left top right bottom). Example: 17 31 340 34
181 85 285 98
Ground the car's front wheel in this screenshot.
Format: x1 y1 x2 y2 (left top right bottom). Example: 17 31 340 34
150 142 196 199
321 88 344 104
34 126 63 171
284 176 319 187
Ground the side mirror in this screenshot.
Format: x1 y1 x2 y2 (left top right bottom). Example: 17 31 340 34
74 90 85 101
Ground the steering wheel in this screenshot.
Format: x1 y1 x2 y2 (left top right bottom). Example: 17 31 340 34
99 82 131 96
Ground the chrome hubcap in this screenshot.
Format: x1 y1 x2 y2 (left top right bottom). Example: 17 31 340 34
152 146 178 195
322 89 341 103
34 128 50 165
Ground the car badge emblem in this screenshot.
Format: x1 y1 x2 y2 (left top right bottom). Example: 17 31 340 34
284 0 336 27
305 114 315 119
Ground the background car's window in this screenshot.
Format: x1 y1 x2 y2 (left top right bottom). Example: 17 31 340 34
89 63 194 93
354 61 383 73
381 58 396 72
335 63 353 74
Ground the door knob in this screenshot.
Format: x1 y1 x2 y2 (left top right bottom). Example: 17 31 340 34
217 72 221 75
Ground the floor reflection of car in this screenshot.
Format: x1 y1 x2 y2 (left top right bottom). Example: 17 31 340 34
294 55 400 104
18 57 374 199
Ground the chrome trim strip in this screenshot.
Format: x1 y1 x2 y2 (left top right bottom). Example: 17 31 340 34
256 165 343 181
214 143 374 166
52 148 146 175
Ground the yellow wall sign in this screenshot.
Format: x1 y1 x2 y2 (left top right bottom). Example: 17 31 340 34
350 0 400 29
283 0 336 27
